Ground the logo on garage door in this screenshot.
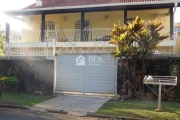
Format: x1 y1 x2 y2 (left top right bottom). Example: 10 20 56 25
76 55 104 66
76 55 85 66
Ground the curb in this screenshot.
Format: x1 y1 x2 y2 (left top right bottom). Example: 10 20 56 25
0 104 31 110
87 113 149 120
47 109 68 114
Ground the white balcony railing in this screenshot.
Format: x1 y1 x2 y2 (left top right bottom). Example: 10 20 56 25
8 28 171 43
3 28 179 57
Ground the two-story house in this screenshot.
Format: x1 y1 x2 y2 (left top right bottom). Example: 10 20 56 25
2 0 180 95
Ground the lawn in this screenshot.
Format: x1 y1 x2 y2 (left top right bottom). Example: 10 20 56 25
97 99 180 120
0 91 54 106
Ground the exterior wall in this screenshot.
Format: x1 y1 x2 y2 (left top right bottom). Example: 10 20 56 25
45 13 81 29
23 15 42 30
85 11 123 41
128 8 170 40
85 11 124 28
128 9 170 28
20 9 171 43
22 15 42 42
175 23 180 53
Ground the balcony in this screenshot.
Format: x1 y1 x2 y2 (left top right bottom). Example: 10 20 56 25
3 28 179 57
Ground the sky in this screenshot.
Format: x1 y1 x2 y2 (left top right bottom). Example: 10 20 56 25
0 0 180 31
0 0 35 31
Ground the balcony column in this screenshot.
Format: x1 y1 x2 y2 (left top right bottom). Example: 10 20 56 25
81 12 85 41
170 7 173 38
41 13 45 42
6 23 10 43
124 9 127 24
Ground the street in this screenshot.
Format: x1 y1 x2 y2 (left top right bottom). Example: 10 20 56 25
0 108 109 120
0 108 60 120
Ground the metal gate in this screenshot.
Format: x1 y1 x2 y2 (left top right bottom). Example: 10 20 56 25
56 54 116 95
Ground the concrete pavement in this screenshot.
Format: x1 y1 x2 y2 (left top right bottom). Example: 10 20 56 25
30 95 110 116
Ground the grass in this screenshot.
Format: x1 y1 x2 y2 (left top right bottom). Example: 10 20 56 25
97 99 180 120
0 91 54 106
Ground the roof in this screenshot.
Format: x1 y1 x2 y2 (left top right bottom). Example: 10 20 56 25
24 0 178 9
3 0 178 15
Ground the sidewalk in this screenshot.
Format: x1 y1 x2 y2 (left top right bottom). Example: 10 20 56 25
30 95 110 116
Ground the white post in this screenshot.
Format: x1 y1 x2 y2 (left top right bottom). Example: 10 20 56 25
53 37 57 94
53 38 55 56
156 84 162 112
46 37 48 58
53 55 57 94
158 84 161 109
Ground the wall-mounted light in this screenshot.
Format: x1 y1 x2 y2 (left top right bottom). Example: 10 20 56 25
63 16 67 22
105 14 109 22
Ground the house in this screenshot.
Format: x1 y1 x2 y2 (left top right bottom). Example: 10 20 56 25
2 0 180 96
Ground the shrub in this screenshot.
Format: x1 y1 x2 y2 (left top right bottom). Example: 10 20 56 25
0 76 19 91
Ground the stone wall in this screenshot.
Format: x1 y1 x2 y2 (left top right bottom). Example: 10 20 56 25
0 59 54 95
117 58 180 101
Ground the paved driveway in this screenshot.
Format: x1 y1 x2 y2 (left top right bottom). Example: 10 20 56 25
30 95 110 116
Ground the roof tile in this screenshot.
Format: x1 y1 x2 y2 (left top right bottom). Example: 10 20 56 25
24 0 169 9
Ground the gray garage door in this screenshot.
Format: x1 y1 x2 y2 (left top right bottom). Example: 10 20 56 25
56 54 116 94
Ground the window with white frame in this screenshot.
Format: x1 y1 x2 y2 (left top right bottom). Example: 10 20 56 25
41 21 56 40
74 19 91 41
41 21 56 30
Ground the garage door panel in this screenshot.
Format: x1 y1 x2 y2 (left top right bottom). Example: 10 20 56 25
56 55 84 92
56 77 83 81
56 86 83 92
57 72 84 76
56 87 83 92
57 72 84 75
85 83 114 88
85 67 115 71
85 88 115 94
56 82 84 86
85 86 115 91
85 64 115 68
56 54 116 94
85 71 115 75
85 80 114 84
85 73 114 77
85 76 114 80
57 76 84 79
57 79 84 83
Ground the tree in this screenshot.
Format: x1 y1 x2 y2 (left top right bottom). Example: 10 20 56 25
0 26 5 56
109 16 168 100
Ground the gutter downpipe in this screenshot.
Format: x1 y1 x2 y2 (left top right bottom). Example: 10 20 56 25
174 3 178 54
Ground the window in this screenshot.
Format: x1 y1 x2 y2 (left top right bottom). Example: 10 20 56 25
75 20 90 29
74 19 91 41
41 21 56 40
45 21 56 30
41 21 56 30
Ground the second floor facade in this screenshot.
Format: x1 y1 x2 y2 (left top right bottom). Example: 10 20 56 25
3 0 180 57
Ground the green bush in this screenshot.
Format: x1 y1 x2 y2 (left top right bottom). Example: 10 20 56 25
0 76 19 91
